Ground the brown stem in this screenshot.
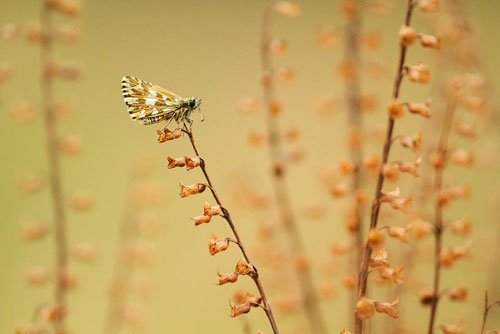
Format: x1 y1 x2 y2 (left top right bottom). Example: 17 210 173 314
183 126 280 334
261 5 328 334
354 1 415 333
480 291 500 334
41 2 68 333
427 101 456 334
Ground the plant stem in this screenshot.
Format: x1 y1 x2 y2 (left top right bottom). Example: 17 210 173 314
183 126 280 334
427 101 456 334
41 2 68 333
261 5 328 334
480 291 500 334
354 1 415 333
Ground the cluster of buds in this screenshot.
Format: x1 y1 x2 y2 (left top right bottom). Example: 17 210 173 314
355 296 399 320
229 292 262 317
217 259 256 285
191 201 222 225
167 155 201 170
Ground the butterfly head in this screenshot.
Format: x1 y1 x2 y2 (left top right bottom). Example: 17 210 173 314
188 97 203 122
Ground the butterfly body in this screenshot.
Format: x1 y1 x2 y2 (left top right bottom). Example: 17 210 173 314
121 75 202 126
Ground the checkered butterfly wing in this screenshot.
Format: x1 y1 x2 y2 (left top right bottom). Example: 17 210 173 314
121 76 183 125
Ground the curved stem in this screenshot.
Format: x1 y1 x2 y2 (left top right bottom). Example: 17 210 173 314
354 1 415 333
41 2 68 333
261 5 328 334
183 126 280 334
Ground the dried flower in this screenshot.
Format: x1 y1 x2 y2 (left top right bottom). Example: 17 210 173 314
0 23 20 40
419 33 440 49
72 242 96 262
274 1 300 16
268 39 288 54
338 60 355 79
419 287 435 306
399 132 422 152
11 102 38 123
68 192 92 210
315 26 339 47
21 220 49 241
248 130 267 146
59 134 82 155
268 99 283 115
407 100 431 118
167 156 186 169
238 97 259 113
387 226 409 243
331 242 353 256
342 272 356 289
47 0 82 16
179 181 206 197
204 201 221 216
217 269 238 285
388 99 404 119
454 120 476 138
370 249 391 268
448 286 468 301
41 304 66 323
235 259 255 276
405 61 430 83
382 164 400 182
19 173 45 195
355 297 375 320
25 265 50 285
379 264 404 284
451 149 474 166
57 22 82 43
441 324 463 334
157 127 182 142
208 234 230 255
399 25 416 46
276 66 295 82
450 218 471 236
380 187 412 213
363 154 380 172
367 228 385 250
410 217 433 239
191 215 211 225
396 157 422 177
330 183 349 197
338 160 355 175
341 0 360 17
374 297 399 318
418 0 439 12
185 156 201 170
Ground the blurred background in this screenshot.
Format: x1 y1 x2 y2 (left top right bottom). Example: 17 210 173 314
1 1 499 333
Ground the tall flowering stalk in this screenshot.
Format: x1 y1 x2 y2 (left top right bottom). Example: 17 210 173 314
354 0 439 333
40 0 83 332
161 124 279 334
260 3 328 333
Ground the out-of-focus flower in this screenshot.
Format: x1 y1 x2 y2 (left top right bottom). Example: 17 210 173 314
407 99 431 118
47 0 83 16
59 134 82 155
387 226 410 243
248 130 267 147
396 157 422 177
68 192 93 210
0 23 20 40
451 149 474 166
399 132 422 152
274 1 300 16
405 61 430 83
378 264 404 284
419 33 440 49
448 286 468 301
399 25 416 46
454 120 476 138
11 102 38 123
355 297 375 320
450 218 471 236
238 97 259 114
441 324 464 334
268 39 288 54
410 217 433 239
367 228 385 250
19 173 45 195
388 99 404 119
57 21 82 43
21 220 49 241
418 0 439 12
374 298 399 318
41 304 66 323
25 265 50 285
276 66 295 82
370 249 390 268
315 26 339 47
72 242 97 262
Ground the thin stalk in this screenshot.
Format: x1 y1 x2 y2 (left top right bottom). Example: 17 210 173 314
354 1 415 333
480 291 500 334
427 101 456 334
183 126 280 334
41 2 68 333
261 5 328 334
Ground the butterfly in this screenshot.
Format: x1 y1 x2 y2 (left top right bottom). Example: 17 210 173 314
121 75 203 126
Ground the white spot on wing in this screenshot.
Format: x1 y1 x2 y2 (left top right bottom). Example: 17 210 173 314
149 89 157 96
152 108 158 115
144 98 156 106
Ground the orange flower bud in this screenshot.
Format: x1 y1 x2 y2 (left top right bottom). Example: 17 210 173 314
179 181 206 198
370 249 391 268
451 149 474 166
399 25 416 46
448 286 468 301
167 156 186 169
430 151 445 169
330 183 349 197
238 97 259 114
274 1 300 16
191 215 211 225
341 0 360 17
229 298 251 317
217 269 238 285
407 100 431 118
157 127 181 142
208 234 230 255
68 192 92 210
268 39 288 54
388 99 404 119
330 242 353 256
268 99 283 115
363 154 380 172
72 242 97 262
441 324 463 334
342 272 357 289
25 265 50 285
410 217 432 239
450 218 471 236
363 32 381 50
368 229 385 250
1 23 20 40
462 95 485 112
387 226 409 243
356 297 375 320
260 71 272 86
59 134 82 155
397 157 422 177
339 160 355 175
315 26 339 47
379 264 404 284
399 132 422 152
276 66 295 82
454 120 476 138
355 189 367 205
21 220 49 241
419 33 440 49
382 164 400 182
295 254 310 272
235 259 255 276
338 60 355 79
341 330 353 334
19 173 45 195
418 0 439 12
11 102 38 123
41 304 66 323
374 297 399 318
419 287 435 306
185 156 201 170
204 201 221 216
405 61 430 83
248 130 267 146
